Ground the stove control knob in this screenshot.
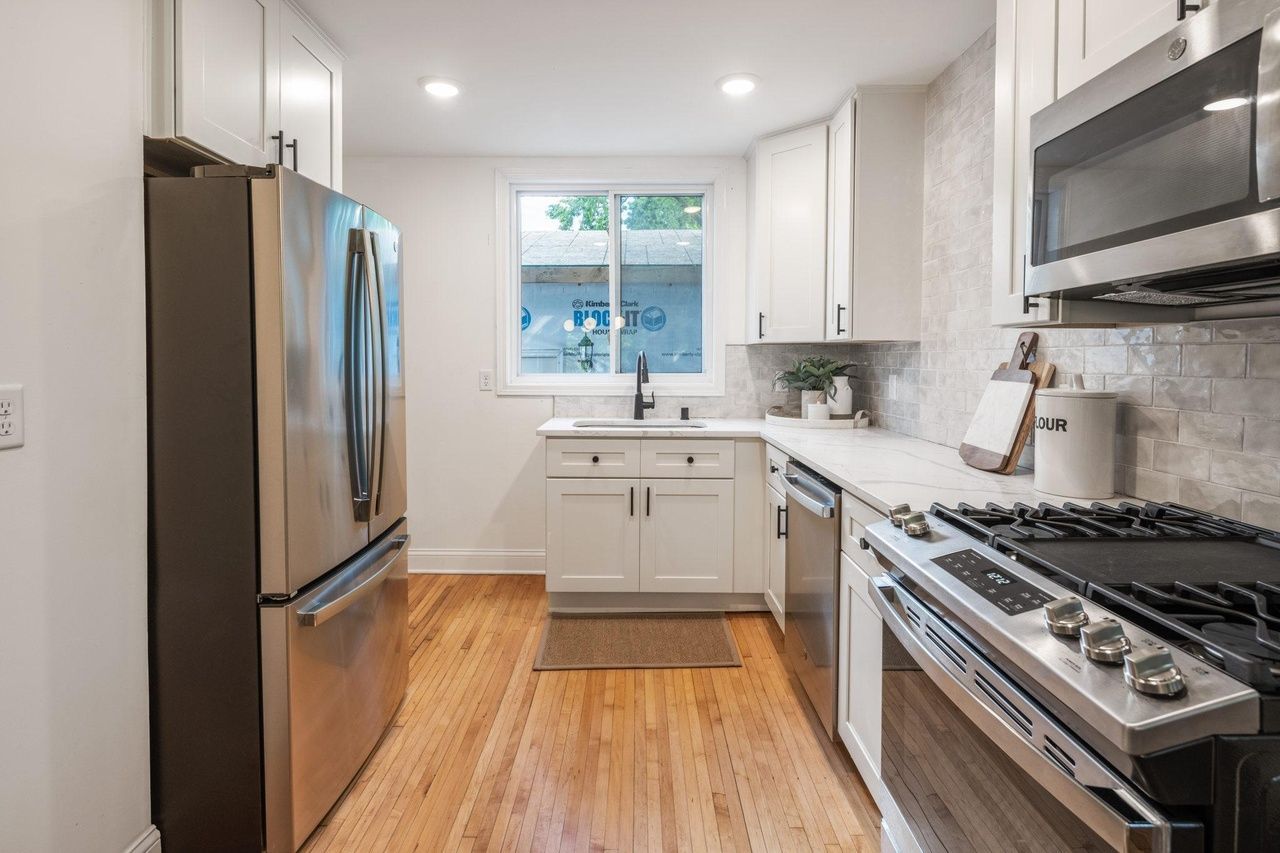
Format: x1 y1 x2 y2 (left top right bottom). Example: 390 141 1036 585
1124 648 1186 697
889 504 912 527
900 511 931 538
1079 619 1131 664
1043 596 1089 637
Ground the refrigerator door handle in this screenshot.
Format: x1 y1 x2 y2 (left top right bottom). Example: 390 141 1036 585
345 229 372 522
363 228 388 516
297 534 409 627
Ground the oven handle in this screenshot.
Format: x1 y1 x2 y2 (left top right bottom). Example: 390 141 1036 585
1258 6 1280 202
870 575 1173 853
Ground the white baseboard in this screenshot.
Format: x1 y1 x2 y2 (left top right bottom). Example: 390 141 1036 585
124 826 161 853
409 547 545 574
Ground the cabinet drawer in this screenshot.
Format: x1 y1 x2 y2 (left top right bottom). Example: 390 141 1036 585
765 443 790 494
841 492 885 608
641 440 735 478
546 439 640 478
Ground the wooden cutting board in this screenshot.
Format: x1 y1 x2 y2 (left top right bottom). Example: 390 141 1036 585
959 332 1039 473
998 359 1056 474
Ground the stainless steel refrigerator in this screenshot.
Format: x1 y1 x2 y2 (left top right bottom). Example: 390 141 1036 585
147 165 409 853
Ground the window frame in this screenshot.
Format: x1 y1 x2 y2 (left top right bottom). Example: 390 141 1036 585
495 168 724 396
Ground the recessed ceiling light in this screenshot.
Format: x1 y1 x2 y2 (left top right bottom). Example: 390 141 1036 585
419 77 461 98
717 73 759 96
683 205 701 214
1204 96 1250 111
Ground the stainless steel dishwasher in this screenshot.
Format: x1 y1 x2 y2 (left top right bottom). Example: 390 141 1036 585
782 461 841 739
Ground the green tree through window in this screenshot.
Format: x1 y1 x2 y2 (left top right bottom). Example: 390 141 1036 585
544 195 702 231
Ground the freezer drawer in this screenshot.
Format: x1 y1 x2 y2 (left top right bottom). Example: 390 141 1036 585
260 521 410 853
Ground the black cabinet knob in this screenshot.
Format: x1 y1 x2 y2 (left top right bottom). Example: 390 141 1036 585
687 456 695 464
591 455 599 463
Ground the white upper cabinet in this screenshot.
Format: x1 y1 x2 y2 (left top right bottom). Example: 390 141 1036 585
749 124 829 343
280 2 343 189
1056 0 1180 97
828 89 926 343
991 0 1059 327
152 0 343 189
174 0 281 167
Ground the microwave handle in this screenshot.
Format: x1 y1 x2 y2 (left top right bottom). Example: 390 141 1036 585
870 576 1172 853
1257 7 1280 201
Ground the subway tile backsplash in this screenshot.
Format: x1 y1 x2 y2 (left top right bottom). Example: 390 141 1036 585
848 27 1280 529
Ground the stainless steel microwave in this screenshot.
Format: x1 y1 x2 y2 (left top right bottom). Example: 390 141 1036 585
1026 0 1280 308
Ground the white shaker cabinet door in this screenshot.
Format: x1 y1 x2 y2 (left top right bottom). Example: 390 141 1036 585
280 2 343 189
751 123 829 343
1057 0 1181 97
765 485 787 631
639 479 735 593
175 0 281 166
546 479 641 592
838 552 882 781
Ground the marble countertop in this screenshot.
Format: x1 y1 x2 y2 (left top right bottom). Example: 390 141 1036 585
537 417 1108 515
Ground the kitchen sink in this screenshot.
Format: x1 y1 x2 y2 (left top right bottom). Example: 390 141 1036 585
571 418 707 429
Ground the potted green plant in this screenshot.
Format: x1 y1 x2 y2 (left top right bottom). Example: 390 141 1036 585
774 356 856 418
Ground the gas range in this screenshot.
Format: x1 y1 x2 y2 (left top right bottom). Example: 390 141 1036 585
864 500 1280 853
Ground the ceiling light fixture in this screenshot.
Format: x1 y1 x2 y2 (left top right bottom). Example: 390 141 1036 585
419 77 461 98
717 73 759 96
683 205 701 214
1204 96 1250 111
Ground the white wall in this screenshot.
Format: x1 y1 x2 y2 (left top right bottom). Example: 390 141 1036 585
344 156 746 571
0 1 154 851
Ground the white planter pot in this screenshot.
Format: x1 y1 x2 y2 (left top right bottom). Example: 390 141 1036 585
800 390 825 418
828 376 853 416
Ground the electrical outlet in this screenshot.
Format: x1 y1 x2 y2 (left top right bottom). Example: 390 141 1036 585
478 369 494 391
0 385 23 450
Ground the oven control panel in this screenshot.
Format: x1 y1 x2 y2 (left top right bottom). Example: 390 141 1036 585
931 549 1054 616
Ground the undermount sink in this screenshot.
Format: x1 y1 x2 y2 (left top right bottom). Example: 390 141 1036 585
571 418 707 429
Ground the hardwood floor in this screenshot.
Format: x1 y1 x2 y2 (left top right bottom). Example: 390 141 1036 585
301 574 881 853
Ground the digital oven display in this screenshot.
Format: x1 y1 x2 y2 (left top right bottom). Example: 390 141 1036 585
930 550 1053 616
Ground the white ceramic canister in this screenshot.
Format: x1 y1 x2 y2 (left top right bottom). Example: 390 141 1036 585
828 376 853 416
1033 388 1118 499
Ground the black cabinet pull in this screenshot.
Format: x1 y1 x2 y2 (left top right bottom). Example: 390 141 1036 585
777 505 788 539
758 311 765 339
630 486 635 517
859 537 870 551
836 304 846 335
687 456 694 464
271 131 285 165
646 486 651 516
285 138 298 171
1177 0 1199 20
591 455 599 464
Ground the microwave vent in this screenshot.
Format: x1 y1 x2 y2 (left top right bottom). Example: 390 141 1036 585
1093 289 1224 306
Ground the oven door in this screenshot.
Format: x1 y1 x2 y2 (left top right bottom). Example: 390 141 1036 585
1026 0 1280 304
872 575 1185 853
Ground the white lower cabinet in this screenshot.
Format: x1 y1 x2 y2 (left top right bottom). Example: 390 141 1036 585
838 550 882 781
545 472 735 594
640 479 735 593
764 485 787 630
545 478 640 592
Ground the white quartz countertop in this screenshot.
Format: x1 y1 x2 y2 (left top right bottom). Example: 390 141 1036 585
537 417 1107 515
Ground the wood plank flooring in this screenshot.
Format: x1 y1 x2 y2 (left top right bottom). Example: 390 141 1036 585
300 574 881 853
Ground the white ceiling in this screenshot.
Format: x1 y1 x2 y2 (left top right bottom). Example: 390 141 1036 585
299 0 996 158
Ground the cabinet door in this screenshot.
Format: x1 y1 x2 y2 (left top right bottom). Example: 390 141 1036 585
546 479 640 592
765 485 787 630
751 124 828 343
1057 0 1180 97
991 0 1058 327
825 99 854 341
838 552 881 780
175 0 280 166
280 2 343 189
640 479 734 593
